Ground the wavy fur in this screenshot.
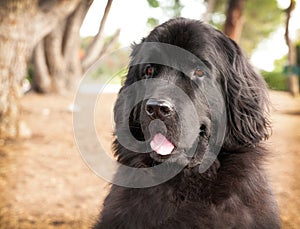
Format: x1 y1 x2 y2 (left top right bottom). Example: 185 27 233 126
94 18 279 229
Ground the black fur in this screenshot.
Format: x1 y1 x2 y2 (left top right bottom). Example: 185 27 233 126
94 18 279 228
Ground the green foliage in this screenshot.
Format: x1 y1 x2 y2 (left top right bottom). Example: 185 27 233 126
165 0 183 18
241 0 284 55
147 17 159 28
210 0 283 55
261 70 288 91
261 54 290 91
273 54 288 72
146 0 283 55
147 0 160 8
146 0 183 28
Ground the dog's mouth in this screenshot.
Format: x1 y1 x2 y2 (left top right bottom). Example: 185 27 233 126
148 130 204 164
150 133 175 156
128 98 211 163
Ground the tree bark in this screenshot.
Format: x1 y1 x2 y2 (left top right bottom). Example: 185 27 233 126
223 0 247 43
0 1 34 139
44 24 68 93
0 40 29 139
32 39 52 93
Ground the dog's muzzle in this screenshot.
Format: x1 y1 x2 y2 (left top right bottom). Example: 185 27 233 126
145 98 175 120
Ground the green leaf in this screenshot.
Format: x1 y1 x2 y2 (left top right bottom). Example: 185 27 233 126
147 0 159 8
147 17 159 27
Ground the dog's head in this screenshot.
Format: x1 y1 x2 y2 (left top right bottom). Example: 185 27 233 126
114 18 270 166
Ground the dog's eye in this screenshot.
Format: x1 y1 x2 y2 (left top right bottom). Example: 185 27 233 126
194 68 205 78
144 64 155 78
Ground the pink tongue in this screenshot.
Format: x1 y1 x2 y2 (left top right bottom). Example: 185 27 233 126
150 133 174 156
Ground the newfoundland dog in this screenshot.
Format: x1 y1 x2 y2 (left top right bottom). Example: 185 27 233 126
94 18 280 228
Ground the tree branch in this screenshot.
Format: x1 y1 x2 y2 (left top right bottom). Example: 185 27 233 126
99 29 120 57
32 0 82 47
285 0 296 65
82 0 114 72
63 0 93 58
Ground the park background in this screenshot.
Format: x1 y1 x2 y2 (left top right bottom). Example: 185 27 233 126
0 0 300 228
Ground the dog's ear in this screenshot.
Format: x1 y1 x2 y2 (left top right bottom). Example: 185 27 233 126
215 31 271 148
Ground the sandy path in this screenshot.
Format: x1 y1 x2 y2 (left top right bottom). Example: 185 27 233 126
0 91 299 228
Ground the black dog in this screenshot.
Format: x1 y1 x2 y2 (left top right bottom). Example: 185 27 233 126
94 18 280 228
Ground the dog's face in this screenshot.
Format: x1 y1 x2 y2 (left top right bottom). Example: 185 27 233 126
114 18 271 167
137 63 212 163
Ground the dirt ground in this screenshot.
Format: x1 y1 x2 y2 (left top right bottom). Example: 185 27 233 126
0 90 299 229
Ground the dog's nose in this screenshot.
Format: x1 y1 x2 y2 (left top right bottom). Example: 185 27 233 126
145 99 174 119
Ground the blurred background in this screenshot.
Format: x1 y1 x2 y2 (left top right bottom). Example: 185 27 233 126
0 0 299 228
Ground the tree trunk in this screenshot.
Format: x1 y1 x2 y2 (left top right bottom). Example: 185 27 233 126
44 24 68 93
0 0 81 140
0 1 33 139
32 39 52 93
32 0 118 94
62 0 92 91
0 39 30 138
223 0 247 42
285 0 299 96
32 1 93 94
